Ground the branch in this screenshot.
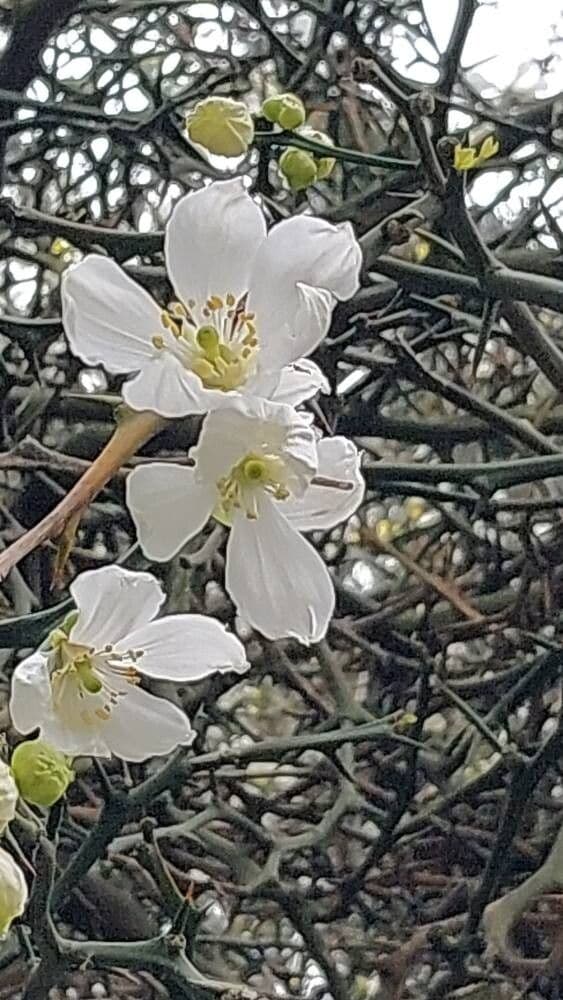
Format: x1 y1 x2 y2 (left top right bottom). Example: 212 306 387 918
0 410 164 580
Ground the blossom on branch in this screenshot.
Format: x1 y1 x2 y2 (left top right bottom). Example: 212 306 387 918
61 178 362 417
10 566 248 761
126 399 365 645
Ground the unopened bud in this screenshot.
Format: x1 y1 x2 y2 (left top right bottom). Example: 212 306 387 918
279 148 318 191
0 847 27 937
297 124 336 180
0 763 17 834
185 97 254 157
262 93 306 130
11 739 74 808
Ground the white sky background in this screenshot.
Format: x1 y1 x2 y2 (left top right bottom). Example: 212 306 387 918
418 0 563 245
397 0 563 97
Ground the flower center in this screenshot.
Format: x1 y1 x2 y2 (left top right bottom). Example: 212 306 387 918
152 293 258 392
215 452 290 524
47 627 141 727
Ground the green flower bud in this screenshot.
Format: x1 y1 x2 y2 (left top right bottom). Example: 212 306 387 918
279 148 318 191
297 124 336 180
0 847 27 937
0 762 17 834
185 97 254 157
262 93 306 130
11 739 74 808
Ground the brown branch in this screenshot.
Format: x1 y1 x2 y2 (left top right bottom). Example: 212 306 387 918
0 410 164 580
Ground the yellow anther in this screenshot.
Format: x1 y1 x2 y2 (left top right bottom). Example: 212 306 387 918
207 295 224 311
161 312 180 337
226 293 235 306
152 335 165 349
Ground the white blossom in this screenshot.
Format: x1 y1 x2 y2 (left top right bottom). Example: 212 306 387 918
10 566 248 761
0 847 27 937
61 179 361 417
126 399 364 644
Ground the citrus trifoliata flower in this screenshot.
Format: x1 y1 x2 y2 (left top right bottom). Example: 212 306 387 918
10 566 248 761
126 399 364 645
185 97 254 157
0 848 27 937
11 739 74 808
61 179 361 416
0 763 17 834
262 93 306 130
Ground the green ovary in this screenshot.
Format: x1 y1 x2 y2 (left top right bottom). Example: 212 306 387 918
214 452 290 523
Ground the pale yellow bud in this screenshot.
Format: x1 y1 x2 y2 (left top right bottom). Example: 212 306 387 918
405 496 426 522
0 847 27 937
279 147 318 191
0 763 17 834
185 97 254 157
375 518 393 543
11 739 74 808
262 93 306 130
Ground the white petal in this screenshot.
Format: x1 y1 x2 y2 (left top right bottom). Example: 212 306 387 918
126 463 215 561
121 614 248 680
40 712 111 759
165 179 267 306
11 654 111 757
270 358 330 405
284 437 365 531
70 565 165 647
248 217 362 369
9 653 50 735
191 398 318 496
103 687 194 761
61 255 161 373
123 353 237 418
226 498 334 644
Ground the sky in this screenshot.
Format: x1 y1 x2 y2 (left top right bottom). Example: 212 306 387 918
422 0 563 98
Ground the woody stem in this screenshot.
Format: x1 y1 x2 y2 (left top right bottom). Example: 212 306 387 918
0 410 165 581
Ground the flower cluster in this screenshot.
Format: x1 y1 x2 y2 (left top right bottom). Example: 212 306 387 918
9 179 364 781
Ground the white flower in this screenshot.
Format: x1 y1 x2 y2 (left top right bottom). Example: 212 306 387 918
0 763 17 834
126 399 364 644
0 848 27 937
10 566 248 762
61 179 361 417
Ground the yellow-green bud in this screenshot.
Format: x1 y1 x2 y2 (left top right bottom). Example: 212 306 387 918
0 847 27 937
11 739 74 808
185 97 254 157
297 124 336 180
279 148 318 191
0 763 17 834
262 93 305 130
